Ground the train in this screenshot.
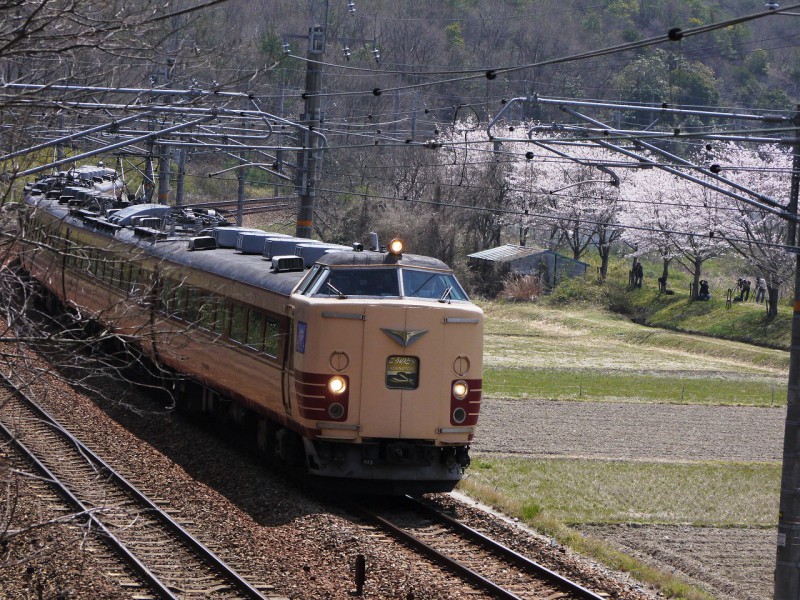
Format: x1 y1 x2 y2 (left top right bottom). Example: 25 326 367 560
17 165 484 494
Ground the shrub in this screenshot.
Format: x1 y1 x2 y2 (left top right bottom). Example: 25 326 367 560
543 274 606 306
499 274 542 302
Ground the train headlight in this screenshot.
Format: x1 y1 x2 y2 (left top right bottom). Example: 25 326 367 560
452 407 467 424
388 238 404 255
328 375 347 395
452 380 469 400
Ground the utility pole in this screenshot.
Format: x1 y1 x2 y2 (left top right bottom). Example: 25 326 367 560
295 1 328 239
775 105 800 599
155 10 181 205
275 72 286 198
236 96 249 226
293 0 366 237
175 148 186 206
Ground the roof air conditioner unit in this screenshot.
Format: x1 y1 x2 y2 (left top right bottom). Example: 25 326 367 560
271 255 305 272
188 236 217 251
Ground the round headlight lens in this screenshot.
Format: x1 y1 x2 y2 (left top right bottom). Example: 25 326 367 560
388 238 404 255
452 407 467 424
328 375 347 395
452 380 469 400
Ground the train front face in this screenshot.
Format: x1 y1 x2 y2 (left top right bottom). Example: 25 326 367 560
291 247 483 493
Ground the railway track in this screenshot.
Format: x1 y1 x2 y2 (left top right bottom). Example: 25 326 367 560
182 198 297 216
348 495 605 600
0 377 275 600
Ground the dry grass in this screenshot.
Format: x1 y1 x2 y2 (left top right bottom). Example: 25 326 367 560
498 274 543 302
463 456 778 526
481 301 789 375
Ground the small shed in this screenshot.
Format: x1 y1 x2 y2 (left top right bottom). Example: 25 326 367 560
467 244 589 295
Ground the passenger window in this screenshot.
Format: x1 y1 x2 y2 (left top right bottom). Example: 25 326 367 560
264 316 280 357
94 252 106 280
75 248 90 272
230 304 246 343
246 309 265 351
214 303 230 335
198 296 217 331
112 260 124 289
159 279 174 312
173 285 189 319
184 287 199 323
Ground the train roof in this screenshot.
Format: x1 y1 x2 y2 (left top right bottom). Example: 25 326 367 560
27 197 453 298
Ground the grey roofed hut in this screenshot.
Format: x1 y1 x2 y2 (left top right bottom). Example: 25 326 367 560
467 244 589 296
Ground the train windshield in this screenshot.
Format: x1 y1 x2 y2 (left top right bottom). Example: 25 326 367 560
305 266 468 300
310 268 401 298
401 269 468 301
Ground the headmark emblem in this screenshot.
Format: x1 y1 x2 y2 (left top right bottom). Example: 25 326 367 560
381 328 428 347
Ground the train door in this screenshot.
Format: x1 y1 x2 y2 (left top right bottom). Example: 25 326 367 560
394 305 444 439
358 304 450 440
359 303 406 439
281 315 294 415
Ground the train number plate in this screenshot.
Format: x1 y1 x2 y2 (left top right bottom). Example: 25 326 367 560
386 356 419 390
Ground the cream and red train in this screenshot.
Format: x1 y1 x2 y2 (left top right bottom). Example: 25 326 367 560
19 169 483 493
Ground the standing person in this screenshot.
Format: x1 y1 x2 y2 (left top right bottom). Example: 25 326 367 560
734 278 744 301
742 279 751 302
634 262 643 288
755 277 766 304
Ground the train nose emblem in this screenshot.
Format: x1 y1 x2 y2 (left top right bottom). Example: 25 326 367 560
381 328 428 347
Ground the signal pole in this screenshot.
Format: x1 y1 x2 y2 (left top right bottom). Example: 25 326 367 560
775 106 800 599
295 1 328 239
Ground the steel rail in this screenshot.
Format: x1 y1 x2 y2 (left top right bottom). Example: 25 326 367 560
347 500 520 599
348 497 604 600
0 383 179 600
0 377 268 600
405 495 605 600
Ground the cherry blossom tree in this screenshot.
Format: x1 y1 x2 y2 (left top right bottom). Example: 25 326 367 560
709 142 794 316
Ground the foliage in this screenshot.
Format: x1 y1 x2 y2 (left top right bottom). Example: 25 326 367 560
498 274 542 301
612 49 720 126
444 22 465 47
541 274 606 306
259 29 285 62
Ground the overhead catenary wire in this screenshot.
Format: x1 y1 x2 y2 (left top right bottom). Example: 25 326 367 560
287 5 800 99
